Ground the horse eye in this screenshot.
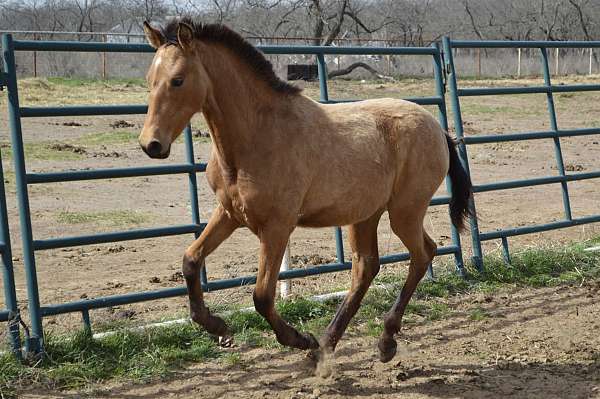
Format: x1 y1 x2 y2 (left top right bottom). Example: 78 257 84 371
171 78 184 87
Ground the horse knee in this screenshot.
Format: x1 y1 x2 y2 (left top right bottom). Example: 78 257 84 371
182 252 200 280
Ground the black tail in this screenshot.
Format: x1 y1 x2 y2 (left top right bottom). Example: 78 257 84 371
445 134 473 231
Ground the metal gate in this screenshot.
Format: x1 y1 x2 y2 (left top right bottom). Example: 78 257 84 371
1 35 463 354
443 38 600 268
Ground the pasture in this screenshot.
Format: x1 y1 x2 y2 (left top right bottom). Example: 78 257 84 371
0 76 600 397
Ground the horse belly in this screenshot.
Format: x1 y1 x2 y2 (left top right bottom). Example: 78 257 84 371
298 177 392 227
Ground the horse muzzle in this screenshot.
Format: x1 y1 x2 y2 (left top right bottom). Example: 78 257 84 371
140 139 170 159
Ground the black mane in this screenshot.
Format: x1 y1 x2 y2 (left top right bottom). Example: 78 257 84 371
161 18 300 95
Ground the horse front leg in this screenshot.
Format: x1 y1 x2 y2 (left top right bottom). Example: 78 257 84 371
183 205 239 344
253 225 319 351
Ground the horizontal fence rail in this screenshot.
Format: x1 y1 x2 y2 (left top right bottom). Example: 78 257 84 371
449 40 600 49
1 35 463 354
443 37 600 267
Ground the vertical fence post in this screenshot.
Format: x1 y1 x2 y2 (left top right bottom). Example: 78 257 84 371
386 54 391 75
517 48 522 77
501 237 511 265
2 34 44 354
476 48 481 78
433 42 464 276
102 34 107 80
442 37 484 271
32 33 38 78
555 47 560 75
316 52 344 265
540 47 572 221
183 125 208 288
0 148 21 355
590 48 593 76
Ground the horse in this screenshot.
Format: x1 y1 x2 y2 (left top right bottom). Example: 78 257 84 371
139 18 472 371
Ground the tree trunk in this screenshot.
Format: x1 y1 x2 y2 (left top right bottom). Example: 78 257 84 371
328 61 394 80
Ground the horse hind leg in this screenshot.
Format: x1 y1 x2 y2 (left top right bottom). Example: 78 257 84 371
378 208 436 363
315 211 382 376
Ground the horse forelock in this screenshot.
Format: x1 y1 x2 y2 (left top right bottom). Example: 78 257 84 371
159 17 301 95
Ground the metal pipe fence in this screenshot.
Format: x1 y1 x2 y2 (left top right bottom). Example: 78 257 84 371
1 36 462 355
443 38 600 268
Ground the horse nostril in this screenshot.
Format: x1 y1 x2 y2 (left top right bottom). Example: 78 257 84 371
146 140 162 158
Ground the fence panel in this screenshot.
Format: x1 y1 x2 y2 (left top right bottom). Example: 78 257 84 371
2 35 463 354
443 38 600 268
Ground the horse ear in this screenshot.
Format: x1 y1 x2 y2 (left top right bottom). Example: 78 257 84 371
143 21 165 49
177 22 194 51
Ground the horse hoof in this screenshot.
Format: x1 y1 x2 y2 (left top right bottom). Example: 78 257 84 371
378 336 397 363
219 335 234 348
302 332 320 350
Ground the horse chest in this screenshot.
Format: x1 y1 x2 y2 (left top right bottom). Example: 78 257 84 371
206 161 259 228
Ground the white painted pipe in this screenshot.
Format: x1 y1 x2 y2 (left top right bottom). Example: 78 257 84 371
280 242 292 298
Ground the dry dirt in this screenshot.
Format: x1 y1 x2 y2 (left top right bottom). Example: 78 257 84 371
0 75 599 345
20 282 600 398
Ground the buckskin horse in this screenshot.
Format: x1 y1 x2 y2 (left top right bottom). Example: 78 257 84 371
139 18 472 374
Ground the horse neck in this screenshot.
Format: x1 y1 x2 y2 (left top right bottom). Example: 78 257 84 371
198 43 280 169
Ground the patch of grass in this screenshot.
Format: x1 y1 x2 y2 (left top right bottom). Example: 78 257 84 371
426 303 451 321
462 103 532 116
363 319 384 337
1 325 219 392
469 307 489 321
471 245 600 287
0 142 84 162
221 353 243 368
227 309 269 332
56 210 149 227
74 130 137 147
46 77 145 87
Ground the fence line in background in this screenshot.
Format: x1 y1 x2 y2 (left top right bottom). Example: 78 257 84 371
4 30 600 80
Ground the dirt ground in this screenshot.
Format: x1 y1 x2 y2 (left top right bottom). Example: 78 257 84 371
0 74 599 340
20 281 600 398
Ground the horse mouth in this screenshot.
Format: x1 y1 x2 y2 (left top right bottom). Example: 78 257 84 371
154 149 170 159
141 145 171 159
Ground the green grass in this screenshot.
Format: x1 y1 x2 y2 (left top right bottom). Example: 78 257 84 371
1 242 599 394
46 77 145 87
461 103 536 116
469 307 490 321
0 142 84 162
57 210 149 227
1 324 219 393
74 130 138 146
